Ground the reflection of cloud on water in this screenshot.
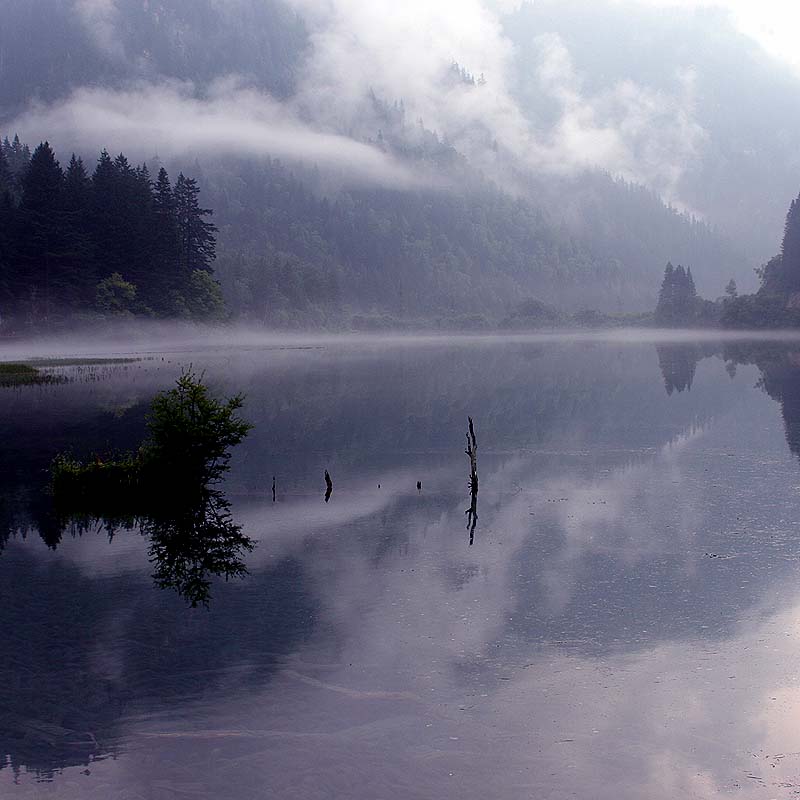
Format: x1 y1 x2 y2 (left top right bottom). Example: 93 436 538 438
30 589 796 800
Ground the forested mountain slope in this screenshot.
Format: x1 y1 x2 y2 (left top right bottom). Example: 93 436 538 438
0 0 772 324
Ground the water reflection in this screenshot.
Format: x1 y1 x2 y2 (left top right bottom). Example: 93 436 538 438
59 487 254 608
655 342 722 395
656 343 701 393
725 341 800 459
659 339 800 460
4 336 800 796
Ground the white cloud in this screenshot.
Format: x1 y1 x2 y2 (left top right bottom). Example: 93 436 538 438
22 0 710 197
626 0 800 72
286 0 706 197
10 80 420 189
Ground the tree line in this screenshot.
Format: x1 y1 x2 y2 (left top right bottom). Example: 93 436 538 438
0 136 223 324
719 185 800 327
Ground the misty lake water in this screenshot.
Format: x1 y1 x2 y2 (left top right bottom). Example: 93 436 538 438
3 330 800 799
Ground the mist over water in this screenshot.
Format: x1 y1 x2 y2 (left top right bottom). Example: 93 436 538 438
2 331 800 798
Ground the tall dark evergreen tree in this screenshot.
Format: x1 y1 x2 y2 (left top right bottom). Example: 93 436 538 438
17 142 70 315
0 191 15 305
174 174 217 275
779 194 800 293
655 262 699 325
0 148 13 200
151 167 180 301
655 262 676 321
64 154 90 208
2 135 31 177
62 154 95 302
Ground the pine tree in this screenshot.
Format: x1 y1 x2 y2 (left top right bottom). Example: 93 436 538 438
89 150 125 279
655 262 675 322
64 155 90 208
5 134 31 176
0 136 221 323
152 167 180 299
62 154 95 302
0 147 14 206
174 173 217 275
686 267 697 299
780 193 800 293
0 191 15 303
18 142 68 315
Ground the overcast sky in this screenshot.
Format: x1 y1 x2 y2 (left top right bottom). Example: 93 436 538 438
631 0 800 70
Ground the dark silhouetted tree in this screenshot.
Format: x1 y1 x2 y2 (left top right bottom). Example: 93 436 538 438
175 174 217 277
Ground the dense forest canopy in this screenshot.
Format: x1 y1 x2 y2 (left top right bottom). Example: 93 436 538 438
0 128 748 327
0 138 222 322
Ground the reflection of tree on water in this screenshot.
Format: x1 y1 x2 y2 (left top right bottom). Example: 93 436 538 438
724 343 800 459
52 370 254 607
61 486 254 608
657 341 800 461
147 491 252 606
655 343 727 395
656 344 700 394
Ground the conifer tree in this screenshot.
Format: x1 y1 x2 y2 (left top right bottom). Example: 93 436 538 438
152 167 180 296
686 267 697 299
780 193 800 293
0 136 221 322
64 154 90 207
0 147 13 200
655 262 676 322
18 142 68 315
174 173 217 274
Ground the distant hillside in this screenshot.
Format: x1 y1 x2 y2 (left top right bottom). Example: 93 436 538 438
0 0 762 325
0 0 307 117
198 153 746 324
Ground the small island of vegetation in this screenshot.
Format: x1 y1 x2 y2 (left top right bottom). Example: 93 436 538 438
52 370 253 606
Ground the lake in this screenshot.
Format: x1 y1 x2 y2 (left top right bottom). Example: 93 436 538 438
2 330 800 799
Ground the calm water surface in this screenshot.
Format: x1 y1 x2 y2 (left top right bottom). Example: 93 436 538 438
2 332 800 799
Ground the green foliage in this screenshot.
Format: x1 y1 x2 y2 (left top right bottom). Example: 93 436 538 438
0 363 37 377
655 263 696 324
170 270 227 321
720 293 800 328
51 453 141 520
0 362 64 387
50 371 253 606
142 369 252 492
722 191 800 328
501 297 564 328
95 272 139 316
1 137 221 324
211 155 745 324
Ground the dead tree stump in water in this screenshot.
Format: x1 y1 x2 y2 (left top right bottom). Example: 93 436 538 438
465 417 478 544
